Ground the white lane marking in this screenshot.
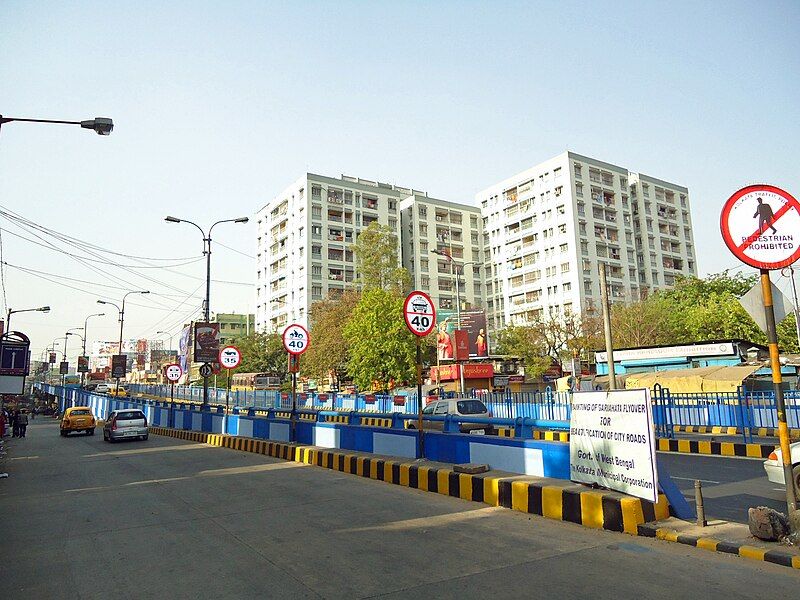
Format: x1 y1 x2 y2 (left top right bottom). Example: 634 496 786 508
671 476 720 484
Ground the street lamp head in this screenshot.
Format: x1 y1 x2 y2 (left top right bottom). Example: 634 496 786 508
39 306 50 312
97 300 107 305
234 217 249 224
139 290 150 295
165 216 181 223
80 117 114 135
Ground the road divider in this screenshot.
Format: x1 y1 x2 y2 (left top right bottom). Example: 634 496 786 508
148 426 669 535
656 437 775 458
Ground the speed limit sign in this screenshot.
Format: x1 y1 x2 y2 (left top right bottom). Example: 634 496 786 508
164 363 183 383
219 345 242 370
403 291 436 336
282 323 310 355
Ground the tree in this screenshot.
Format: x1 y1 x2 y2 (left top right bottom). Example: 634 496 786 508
609 295 683 348
304 291 361 388
343 288 416 391
226 331 288 379
351 222 410 292
494 324 552 379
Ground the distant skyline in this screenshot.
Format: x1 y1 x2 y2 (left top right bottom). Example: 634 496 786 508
1 1 799 358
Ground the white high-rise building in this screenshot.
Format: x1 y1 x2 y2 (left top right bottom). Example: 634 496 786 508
399 194 485 313
477 151 697 334
256 173 430 332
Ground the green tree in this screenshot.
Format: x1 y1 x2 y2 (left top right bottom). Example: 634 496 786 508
777 313 799 353
494 324 552 379
304 291 361 387
609 295 684 348
226 331 288 379
351 222 410 292
343 288 416 391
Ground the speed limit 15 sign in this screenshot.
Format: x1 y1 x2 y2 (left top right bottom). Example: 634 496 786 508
282 323 310 355
404 291 436 336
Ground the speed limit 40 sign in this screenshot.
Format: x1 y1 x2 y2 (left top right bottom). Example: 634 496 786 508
283 323 310 355
404 291 436 336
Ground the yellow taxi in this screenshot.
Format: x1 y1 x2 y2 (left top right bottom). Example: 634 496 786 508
60 406 96 437
108 384 128 397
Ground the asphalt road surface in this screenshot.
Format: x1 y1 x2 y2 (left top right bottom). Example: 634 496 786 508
1 420 797 599
658 452 786 523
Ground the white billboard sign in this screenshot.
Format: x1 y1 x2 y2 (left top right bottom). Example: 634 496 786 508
569 389 658 503
595 342 735 364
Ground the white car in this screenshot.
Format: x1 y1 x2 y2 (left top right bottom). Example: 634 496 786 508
763 442 800 489
95 383 111 394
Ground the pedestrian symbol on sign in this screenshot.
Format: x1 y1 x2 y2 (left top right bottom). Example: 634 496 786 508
753 197 778 234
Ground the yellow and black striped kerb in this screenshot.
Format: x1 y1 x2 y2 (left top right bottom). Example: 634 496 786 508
656 437 774 458
495 429 570 442
324 415 350 424
638 524 800 570
749 427 800 439
149 426 669 535
360 417 392 428
672 425 738 435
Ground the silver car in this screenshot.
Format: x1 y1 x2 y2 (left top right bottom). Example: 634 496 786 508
103 409 149 442
409 398 494 434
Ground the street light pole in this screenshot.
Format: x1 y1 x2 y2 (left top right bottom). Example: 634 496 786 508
98 291 149 396
165 215 249 407
81 313 105 387
5 305 50 331
0 115 113 136
781 266 800 350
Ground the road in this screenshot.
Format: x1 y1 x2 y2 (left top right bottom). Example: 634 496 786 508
658 452 786 523
1 420 797 599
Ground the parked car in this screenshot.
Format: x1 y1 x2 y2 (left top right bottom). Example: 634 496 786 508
108 385 128 397
103 409 148 442
763 442 800 490
83 383 99 392
407 398 493 434
95 383 111 394
60 407 96 436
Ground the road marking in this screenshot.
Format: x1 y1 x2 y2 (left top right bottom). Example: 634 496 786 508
671 476 720 484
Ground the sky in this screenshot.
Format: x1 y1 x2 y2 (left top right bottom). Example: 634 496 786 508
1 0 799 361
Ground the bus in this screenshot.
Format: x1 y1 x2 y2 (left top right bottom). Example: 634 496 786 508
230 372 282 391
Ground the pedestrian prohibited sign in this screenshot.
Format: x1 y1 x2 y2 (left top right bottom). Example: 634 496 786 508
282 323 310 355
721 184 800 270
164 363 183 383
219 345 242 369
403 291 436 336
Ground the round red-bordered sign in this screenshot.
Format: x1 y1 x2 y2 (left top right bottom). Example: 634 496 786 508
720 184 800 270
403 290 436 336
164 363 183 383
218 345 242 370
282 323 310 355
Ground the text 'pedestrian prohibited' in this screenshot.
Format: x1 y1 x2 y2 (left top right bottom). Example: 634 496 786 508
283 324 310 355
164 363 183 383
721 184 800 270
403 291 436 336
219 345 242 369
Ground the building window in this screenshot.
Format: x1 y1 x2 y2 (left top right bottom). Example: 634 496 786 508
439 297 453 309
574 163 582 178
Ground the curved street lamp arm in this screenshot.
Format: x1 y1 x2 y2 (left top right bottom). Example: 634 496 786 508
209 217 248 237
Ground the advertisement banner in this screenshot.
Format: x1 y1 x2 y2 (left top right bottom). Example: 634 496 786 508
569 389 658 503
49 352 56 364
111 354 127 379
59 361 69 375
430 363 494 381
194 322 220 363
452 329 469 361
77 355 89 373
436 309 488 359
178 325 191 374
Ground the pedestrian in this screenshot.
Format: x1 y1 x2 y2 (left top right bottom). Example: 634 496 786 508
11 409 20 438
17 410 28 438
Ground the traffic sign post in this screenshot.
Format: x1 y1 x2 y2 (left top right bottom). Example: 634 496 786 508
721 184 799 517
282 324 310 442
403 291 436 459
218 346 242 411
164 363 183 424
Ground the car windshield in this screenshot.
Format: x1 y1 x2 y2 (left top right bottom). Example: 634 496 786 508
70 409 92 416
116 411 144 420
456 400 488 414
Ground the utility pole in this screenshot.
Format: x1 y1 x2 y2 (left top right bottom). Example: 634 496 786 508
782 266 800 350
599 263 617 390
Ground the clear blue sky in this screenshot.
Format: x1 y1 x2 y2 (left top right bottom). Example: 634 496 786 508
1 1 799 358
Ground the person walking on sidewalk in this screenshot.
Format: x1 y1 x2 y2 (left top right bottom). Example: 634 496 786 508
17 410 28 438
11 409 20 438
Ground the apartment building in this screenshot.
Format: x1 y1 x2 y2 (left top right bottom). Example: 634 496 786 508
211 312 255 346
477 151 697 334
256 173 427 331
399 194 484 312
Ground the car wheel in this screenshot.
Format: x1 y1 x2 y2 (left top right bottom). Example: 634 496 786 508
60 430 66 437
793 465 800 493
88 428 95 436
142 435 149 441
108 436 115 444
